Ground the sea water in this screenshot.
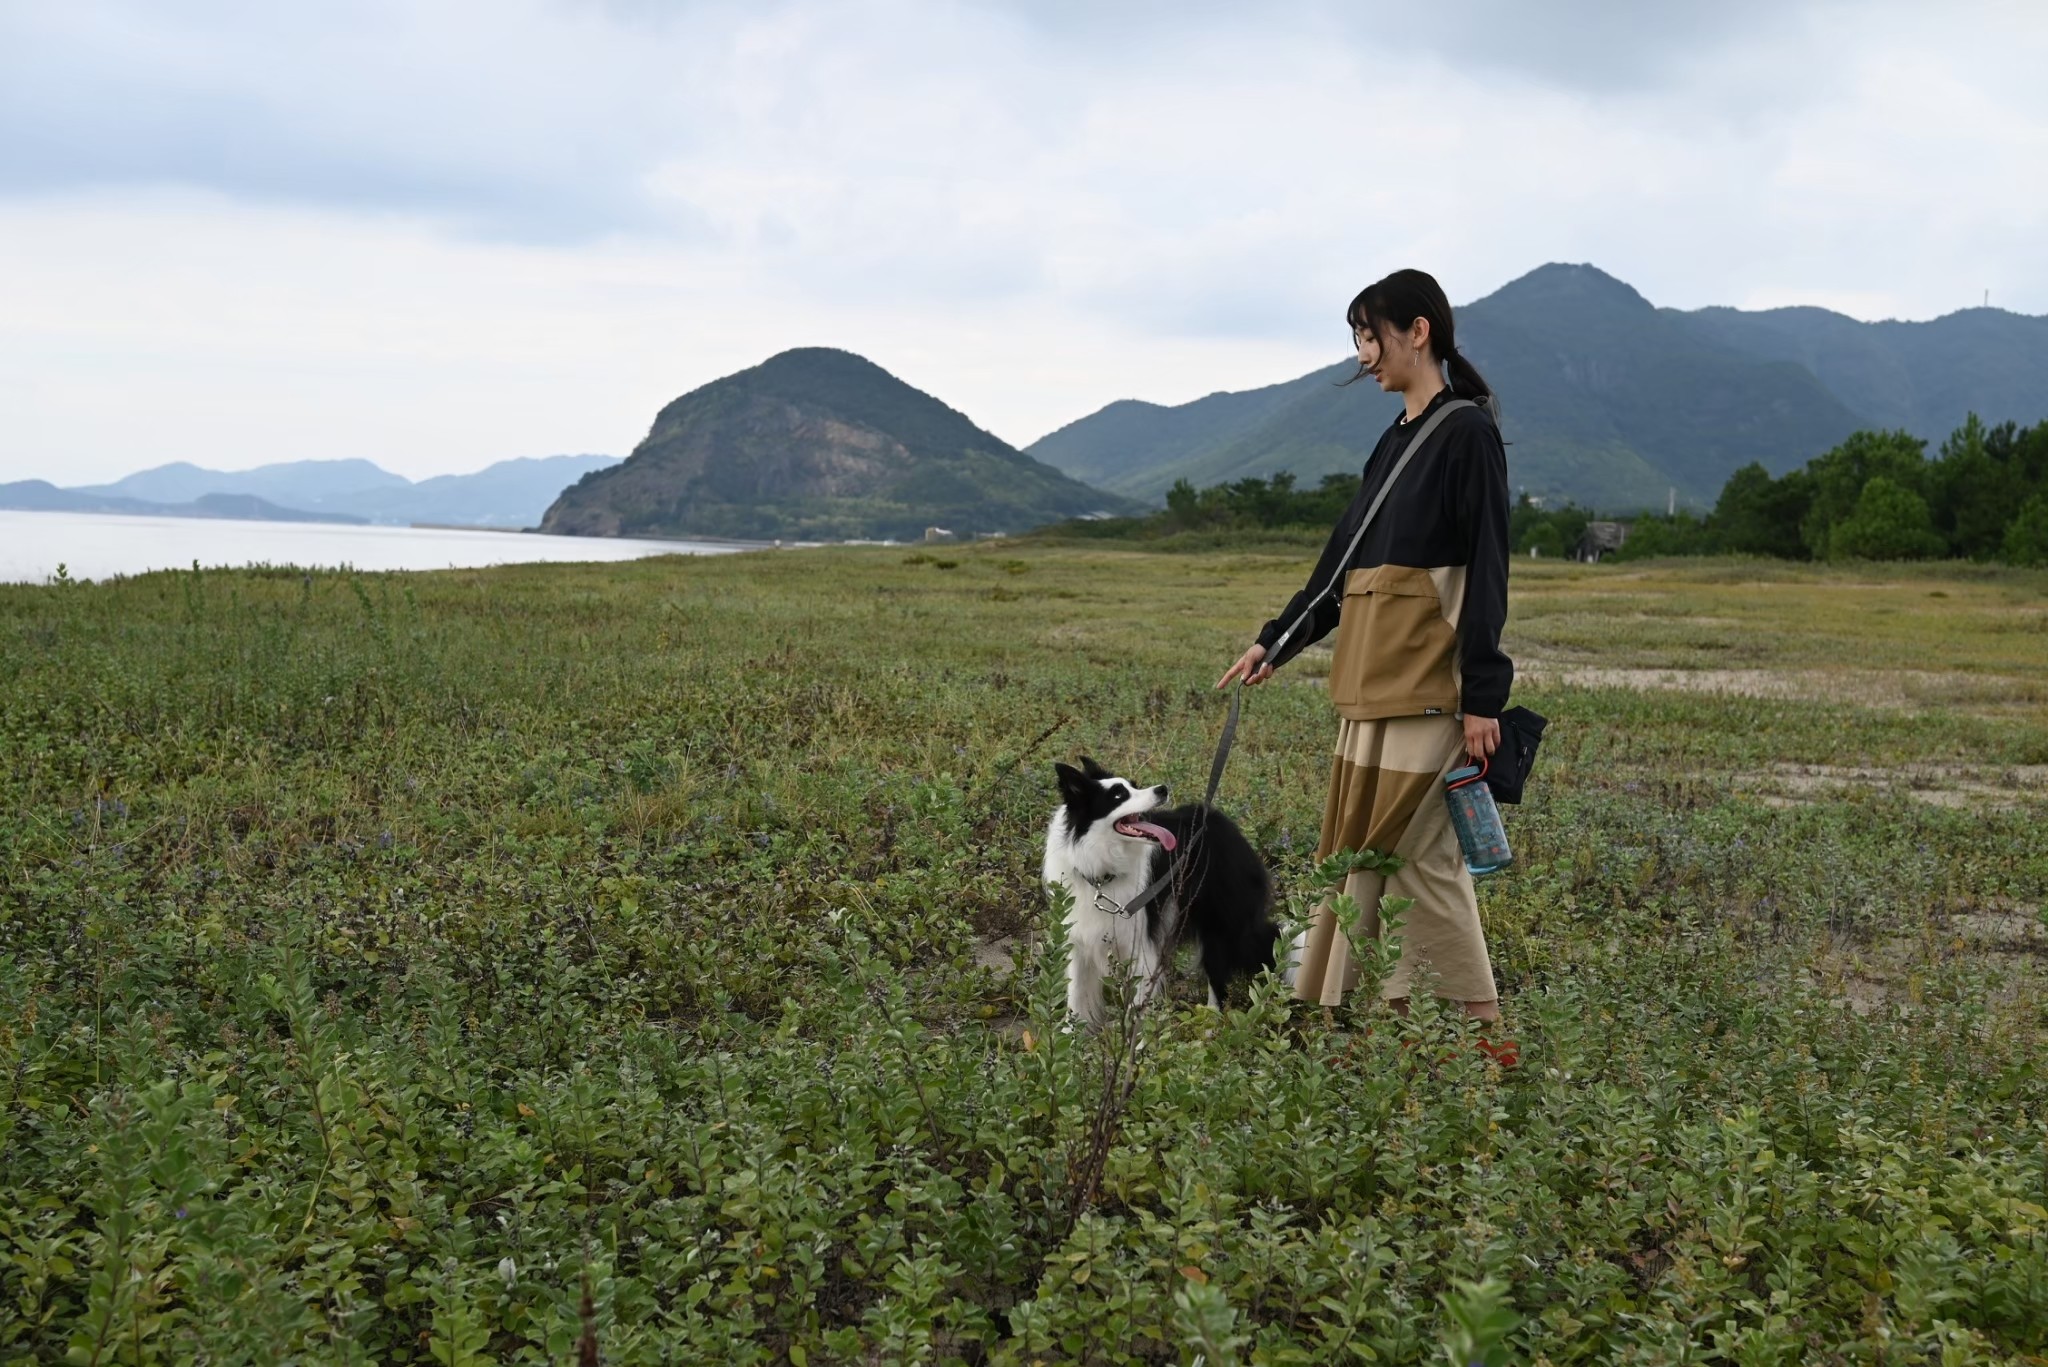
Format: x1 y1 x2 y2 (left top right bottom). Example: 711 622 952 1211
0 510 747 584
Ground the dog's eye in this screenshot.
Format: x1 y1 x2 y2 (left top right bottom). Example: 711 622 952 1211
1108 786 1127 802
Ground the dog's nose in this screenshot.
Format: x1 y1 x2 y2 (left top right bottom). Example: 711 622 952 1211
1155 785 1170 798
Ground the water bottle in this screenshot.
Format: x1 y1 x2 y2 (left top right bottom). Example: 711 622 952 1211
1444 759 1513 877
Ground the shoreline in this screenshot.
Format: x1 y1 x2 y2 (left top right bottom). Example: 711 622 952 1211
509 526 809 551
0 508 749 585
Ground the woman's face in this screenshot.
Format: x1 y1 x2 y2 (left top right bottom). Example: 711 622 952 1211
1354 317 1429 391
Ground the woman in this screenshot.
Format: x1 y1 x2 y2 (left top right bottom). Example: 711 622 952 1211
1217 269 1512 1023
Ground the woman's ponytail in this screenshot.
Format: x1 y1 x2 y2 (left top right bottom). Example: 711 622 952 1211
1443 344 1500 425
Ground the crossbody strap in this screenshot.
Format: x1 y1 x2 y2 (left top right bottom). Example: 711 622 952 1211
1265 397 1476 664
1108 399 1480 927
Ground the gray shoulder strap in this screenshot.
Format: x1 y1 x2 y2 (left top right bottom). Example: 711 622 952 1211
1266 397 1476 662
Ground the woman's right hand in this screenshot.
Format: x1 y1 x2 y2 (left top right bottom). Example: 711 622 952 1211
1217 643 1274 690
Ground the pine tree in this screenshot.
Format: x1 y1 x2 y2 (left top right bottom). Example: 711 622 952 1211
1827 477 1946 561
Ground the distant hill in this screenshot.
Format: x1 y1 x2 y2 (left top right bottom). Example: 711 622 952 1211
541 348 1135 541
57 454 619 528
1032 385 1306 492
1028 264 2048 510
0 480 368 524
1674 303 2048 443
76 458 409 508
316 455 620 527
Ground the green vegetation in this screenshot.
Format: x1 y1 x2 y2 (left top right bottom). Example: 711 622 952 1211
1051 410 2048 570
4 548 2047 1362
1044 471 1357 547
1040 470 1591 568
540 348 1133 542
1606 416 2048 564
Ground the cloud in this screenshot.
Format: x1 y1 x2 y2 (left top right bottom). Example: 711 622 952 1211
0 189 1345 481
0 0 2043 483
990 0 1807 95
0 0 720 238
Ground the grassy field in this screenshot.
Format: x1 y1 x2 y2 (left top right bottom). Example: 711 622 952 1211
3 544 2047 1364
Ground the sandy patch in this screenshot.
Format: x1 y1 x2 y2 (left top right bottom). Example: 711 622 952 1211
1514 610 1746 629
1521 664 1825 700
1804 908 2047 1016
1947 906 2048 950
973 935 1020 972
1733 762 2048 810
1518 660 2039 712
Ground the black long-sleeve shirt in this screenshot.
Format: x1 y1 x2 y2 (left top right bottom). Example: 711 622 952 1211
1253 387 1514 717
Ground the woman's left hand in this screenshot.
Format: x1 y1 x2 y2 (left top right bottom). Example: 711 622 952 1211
1463 713 1500 762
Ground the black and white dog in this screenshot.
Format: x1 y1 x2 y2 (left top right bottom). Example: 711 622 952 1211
1042 757 1278 1025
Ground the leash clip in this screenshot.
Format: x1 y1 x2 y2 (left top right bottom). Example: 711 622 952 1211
1097 888 1148 919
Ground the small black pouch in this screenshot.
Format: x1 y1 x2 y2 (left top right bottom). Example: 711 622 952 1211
1487 705 1548 805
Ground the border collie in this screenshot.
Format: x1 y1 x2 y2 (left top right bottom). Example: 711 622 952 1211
1042 757 1278 1026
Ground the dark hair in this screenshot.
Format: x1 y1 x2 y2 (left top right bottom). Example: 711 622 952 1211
1342 269 1498 421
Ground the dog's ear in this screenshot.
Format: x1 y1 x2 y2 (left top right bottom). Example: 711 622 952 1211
1079 756 1110 780
1053 762 1089 803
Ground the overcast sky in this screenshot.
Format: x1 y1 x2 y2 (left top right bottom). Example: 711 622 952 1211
3 0 2045 484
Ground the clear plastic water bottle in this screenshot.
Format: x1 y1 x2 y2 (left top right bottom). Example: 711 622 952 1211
1444 760 1513 877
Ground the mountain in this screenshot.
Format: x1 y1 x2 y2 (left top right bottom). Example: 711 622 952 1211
1031 384 1307 492
1673 304 2048 443
315 455 619 527
0 480 368 524
76 458 409 508
59 454 619 528
540 348 1136 541
1028 264 2048 510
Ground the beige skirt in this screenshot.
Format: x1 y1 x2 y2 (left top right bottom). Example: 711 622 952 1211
1290 712 1497 1006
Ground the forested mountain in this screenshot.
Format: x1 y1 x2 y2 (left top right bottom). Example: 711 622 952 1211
1675 303 2048 444
540 348 1134 541
1029 264 2048 510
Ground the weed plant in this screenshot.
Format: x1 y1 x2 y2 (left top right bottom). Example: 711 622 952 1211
2 549 2046 1363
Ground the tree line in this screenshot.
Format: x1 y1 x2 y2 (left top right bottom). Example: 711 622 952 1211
1542 415 2048 565
1057 414 2048 566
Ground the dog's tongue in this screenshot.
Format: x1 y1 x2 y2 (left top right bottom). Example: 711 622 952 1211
1118 818 1177 852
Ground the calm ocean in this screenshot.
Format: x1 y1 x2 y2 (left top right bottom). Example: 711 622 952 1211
0 510 745 584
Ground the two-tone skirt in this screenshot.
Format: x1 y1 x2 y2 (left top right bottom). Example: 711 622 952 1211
1289 712 1497 1006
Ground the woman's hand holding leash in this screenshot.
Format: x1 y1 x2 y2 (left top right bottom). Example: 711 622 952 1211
1464 713 1500 762
1218 643 1274 690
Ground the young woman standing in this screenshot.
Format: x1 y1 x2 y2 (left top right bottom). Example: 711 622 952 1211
1217 269 1513 1023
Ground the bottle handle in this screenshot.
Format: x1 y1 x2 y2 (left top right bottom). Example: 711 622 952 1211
1447 755 1490 791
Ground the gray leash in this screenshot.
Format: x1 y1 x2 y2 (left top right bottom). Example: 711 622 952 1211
1107 677 1243 920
